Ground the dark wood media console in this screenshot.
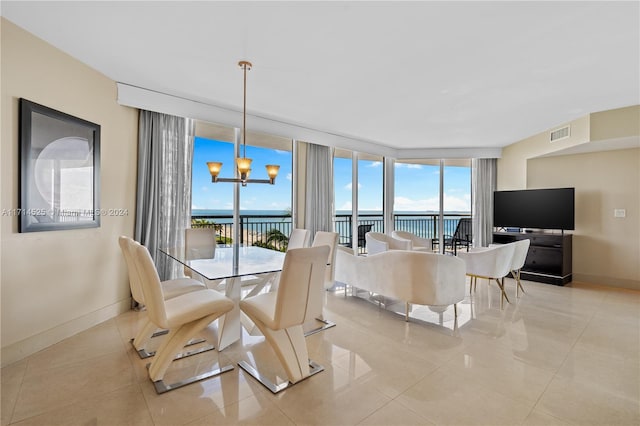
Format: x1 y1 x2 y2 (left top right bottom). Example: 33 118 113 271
492 232 572 285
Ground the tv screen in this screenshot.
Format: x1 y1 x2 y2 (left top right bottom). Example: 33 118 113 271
494 188 575 230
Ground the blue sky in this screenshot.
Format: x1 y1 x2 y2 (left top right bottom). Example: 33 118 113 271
193 137 471 213
334 158 471 212
192 137 292 211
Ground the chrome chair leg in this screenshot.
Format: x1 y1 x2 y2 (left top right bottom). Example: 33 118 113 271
303 318 337 337
238 359 323 394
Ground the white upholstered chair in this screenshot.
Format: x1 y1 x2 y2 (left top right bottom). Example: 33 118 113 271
287 228 310 250
494 239 530 297
118 236 206 358
303 231 339 335
392 230 433 252
238 246 329 393
457 243 516 308
365 232 412 255
132 242 235 393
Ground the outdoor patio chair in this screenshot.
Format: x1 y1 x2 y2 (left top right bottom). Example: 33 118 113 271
444 218 472 255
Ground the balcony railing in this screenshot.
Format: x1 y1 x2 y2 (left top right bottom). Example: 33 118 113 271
192 212 471 254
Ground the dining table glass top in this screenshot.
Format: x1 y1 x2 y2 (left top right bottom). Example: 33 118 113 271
159 244 286 281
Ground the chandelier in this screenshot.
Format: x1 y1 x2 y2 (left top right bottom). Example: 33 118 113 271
207 61 280 186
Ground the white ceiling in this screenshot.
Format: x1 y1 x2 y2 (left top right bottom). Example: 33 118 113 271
2 1 639 151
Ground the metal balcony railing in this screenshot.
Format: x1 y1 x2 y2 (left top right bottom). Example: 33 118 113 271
191 213 471 254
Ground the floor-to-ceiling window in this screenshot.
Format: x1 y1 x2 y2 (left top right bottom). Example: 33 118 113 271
333 150 384 253
333 149 353 247
333 149 472 254
192 134 235 244
443 158 472 229
357 153 384 238
393 158 471 253
191 122 292 249
394 159 441 246
442 159 472 252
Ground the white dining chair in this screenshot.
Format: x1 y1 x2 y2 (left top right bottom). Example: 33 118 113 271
118 236 206 359
238 246 329 393
287 228 310 250
303 231 339 335
184 227 216 277
259 228 310 294
185 228 216 261
132 242 235 393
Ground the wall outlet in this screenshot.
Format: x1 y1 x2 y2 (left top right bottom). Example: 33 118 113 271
614 209 626 218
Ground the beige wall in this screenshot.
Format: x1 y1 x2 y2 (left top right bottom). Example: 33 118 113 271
497 115 591 190
1 19 138 366
498 105 640 290
498 106 640 190
527 149 639 289
591 105 640 142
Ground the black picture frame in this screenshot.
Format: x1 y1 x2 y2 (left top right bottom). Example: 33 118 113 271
19 98 101 232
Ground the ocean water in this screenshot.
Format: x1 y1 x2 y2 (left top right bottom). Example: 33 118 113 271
192 209 469 240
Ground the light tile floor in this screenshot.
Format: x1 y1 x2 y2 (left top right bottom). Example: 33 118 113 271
2 278 639 425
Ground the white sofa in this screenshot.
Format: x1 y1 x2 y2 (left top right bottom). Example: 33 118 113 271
335 247 466 320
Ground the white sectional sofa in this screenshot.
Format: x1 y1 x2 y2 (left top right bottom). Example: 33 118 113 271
335 246 467 320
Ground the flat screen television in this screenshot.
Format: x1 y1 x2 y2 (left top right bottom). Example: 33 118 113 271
494 188 575 231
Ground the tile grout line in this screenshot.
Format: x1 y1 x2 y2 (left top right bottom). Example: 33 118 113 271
520 287 602 424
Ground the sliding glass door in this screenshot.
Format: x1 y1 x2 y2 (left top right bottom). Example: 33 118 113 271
394 159 441 250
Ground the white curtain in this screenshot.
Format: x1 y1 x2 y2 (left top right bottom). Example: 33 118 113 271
305 143 334 240
135 110 195 280
472 158 497 248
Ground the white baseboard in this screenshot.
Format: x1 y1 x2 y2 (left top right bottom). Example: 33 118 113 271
0 298 131 368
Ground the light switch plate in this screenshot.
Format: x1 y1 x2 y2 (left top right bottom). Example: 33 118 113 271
614 209 626 218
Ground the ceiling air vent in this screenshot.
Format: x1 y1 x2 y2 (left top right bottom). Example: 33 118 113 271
550 125 570 142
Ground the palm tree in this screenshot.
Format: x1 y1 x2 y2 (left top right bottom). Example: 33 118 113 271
191 218 222 231
265 228 289 250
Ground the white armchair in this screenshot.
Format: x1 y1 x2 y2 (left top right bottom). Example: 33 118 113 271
365 232 412 255
491 239 530 297
457 243 516 307
392 230 433 252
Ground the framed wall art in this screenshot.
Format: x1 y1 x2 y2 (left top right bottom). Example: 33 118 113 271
19 98 101 232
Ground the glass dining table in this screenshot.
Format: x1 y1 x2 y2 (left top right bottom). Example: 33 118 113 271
159 244 286 351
